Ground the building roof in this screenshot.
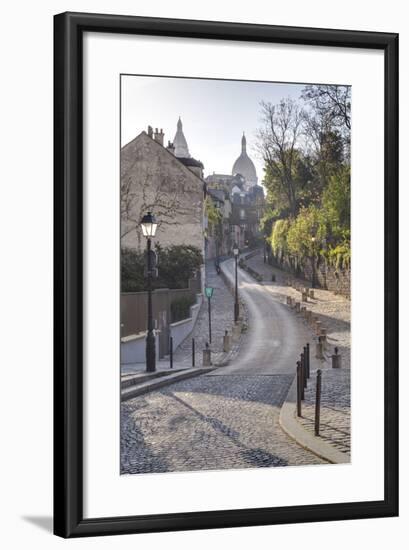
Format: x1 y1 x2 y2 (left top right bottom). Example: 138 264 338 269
178 157 204 169
232 133 258 185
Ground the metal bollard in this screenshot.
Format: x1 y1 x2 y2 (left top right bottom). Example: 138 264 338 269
332 346 342 368
192 338 195 367
271 273 276 282
303 346 308 383
315 369 322 436
202 342 212 366
223 330 231 352
306 343 310 378
169 337 173 369
301 352 307 389
296 361 302 417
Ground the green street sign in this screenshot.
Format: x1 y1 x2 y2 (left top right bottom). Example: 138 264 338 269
205 286 214 299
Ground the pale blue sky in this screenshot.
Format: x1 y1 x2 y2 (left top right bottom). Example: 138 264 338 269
121 75 307 183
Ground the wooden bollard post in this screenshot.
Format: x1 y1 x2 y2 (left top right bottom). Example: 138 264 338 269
286 296 292 306
169 337 173 369
309 289 315 299
315 369 322 436
192 338 195 367
332 346 342 368
223 330 231 352
301 306 306 316
302 290 308 302
202 342 212 366
295 302 301 313
296 361 302 417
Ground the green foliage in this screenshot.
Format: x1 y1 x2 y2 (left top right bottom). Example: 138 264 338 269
321 166 350 241
287 206 326 259
258 85 351 273
121 244 203 292
205 196 222 225
121 248 145 292
270 219 290 258
327 242 351 270
170 295 196 322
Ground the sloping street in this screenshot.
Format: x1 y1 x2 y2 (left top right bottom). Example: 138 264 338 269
121 256 325 474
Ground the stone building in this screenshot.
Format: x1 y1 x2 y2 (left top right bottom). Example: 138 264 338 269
205 132 265 251
120 119 206 361
121 119 205 255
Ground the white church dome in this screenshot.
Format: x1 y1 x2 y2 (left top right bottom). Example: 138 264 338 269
232 133 257 186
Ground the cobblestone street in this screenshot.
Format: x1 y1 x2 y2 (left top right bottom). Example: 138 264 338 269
121 374 325 474
245 251 351 456
121 253 328 474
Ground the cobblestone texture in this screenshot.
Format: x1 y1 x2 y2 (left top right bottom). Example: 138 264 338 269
173 260 247 367
121 374 325 474
245 252 351 457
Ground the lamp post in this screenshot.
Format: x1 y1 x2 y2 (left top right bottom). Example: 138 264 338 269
140 212 158 372
205 286 214 343
311 236 317 289
233 243 240 323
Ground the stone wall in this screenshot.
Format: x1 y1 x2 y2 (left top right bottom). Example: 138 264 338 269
270 254 350 298
121 131 205 255
121 275 202 358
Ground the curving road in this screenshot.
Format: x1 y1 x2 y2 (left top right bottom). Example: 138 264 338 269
215 257 311 375
121 254 326 474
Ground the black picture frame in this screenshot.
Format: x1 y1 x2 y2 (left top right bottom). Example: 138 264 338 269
54 11 399 538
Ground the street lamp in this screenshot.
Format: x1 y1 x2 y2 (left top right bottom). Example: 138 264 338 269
205 286 214 343
311 235 317 289
140 212 158 372
233 243 240 323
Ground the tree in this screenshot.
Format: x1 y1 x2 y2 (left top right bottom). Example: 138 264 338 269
257 98 305 216
287 205 326 261
301 85 351 130
321 166 351 242
270 219 290 261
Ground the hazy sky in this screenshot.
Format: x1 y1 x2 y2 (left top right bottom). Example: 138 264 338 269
121 75 306 182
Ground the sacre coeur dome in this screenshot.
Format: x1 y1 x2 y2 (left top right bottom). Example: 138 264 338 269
232 133 258 186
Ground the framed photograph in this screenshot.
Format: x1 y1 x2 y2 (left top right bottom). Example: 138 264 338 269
54 12 398 538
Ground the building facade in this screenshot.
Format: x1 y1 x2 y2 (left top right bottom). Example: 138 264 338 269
205 133 265 252
121 121 205 255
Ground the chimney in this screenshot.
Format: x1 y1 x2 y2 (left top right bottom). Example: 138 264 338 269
154 127 164 146
147 125 153 138
167 140 175 155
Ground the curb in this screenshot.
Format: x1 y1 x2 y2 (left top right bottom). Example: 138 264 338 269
279 377 350 464
121 367 215 401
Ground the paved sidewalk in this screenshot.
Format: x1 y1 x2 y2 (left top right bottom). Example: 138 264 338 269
173 260 247 367
245 250 351 459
